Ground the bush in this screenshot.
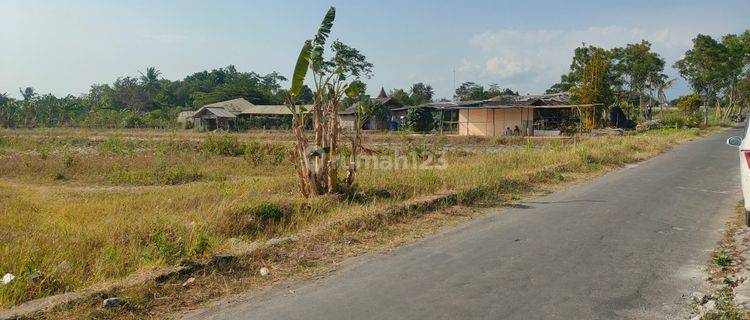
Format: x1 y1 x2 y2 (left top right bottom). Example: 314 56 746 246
203 135 244 156
243 141 289 165
217 202 292 238
97 137 136 156
143 230 188 264
559 118 580 136
405 107 434 132
658 111 686 128
636 119 663 131
238 116 292 130
676 94 702 127
122 114 147 128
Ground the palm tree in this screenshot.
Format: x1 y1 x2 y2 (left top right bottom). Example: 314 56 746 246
655 78 675 112
139 67 162 91
19 87 36 102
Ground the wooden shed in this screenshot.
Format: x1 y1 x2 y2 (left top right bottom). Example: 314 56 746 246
193 107 237 131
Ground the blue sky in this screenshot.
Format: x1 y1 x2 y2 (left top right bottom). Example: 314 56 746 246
1 0 748 100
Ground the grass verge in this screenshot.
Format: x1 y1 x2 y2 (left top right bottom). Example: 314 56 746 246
0 127 719 317
696 203 750 319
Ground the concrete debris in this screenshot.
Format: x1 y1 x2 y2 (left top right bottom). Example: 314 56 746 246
101 297 124 308
691 291 709 304
259 267 270 277
182 277 195 287
702 299 717 313
636 119 662 131
591 128 624 136
2 273 14 285
27 274 41 284
265 236 298 247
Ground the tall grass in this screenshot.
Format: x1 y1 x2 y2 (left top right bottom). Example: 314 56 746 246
0 127 713 307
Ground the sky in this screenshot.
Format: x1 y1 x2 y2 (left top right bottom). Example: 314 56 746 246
1 0 749 101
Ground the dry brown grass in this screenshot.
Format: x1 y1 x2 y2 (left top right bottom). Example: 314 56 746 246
0 127 715 309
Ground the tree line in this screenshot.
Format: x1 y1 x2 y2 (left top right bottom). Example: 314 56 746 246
2 29 747 130
0 66 314 129
546 30 750 126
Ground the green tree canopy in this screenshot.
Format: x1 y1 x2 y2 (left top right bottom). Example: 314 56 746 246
409 82 434 105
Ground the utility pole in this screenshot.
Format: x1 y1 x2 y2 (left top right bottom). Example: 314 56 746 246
452 68 456 101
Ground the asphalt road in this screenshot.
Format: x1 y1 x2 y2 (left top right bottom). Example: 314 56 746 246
185 128 743 320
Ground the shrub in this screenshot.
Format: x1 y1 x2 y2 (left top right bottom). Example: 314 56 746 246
62 153 77 168
559 118 580 136
203 135 244 156
161 165 204 185
190 230 211 256
142 230 186 264
636 119 663 131
122 114 147 128
405 107 434 132
676 94 702 127
659 112 686 128
217 202 292 238
35 144 51 160
97 137 136 156
243 141 289 165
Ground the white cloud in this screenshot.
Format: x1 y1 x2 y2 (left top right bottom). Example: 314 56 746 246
465 26 695 95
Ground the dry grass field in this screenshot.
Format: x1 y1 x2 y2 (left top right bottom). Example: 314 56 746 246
0 127 715 307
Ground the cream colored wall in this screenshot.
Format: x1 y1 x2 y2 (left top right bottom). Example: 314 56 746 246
493 109 525 135
458 108 533 136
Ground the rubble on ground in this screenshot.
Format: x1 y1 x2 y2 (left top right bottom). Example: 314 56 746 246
591 128 624 136
636 120 663 131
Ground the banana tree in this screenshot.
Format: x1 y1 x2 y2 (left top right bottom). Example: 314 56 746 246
286 7 373 197
345 81 369 188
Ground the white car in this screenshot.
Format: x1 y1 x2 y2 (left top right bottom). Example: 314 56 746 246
727 129 750 226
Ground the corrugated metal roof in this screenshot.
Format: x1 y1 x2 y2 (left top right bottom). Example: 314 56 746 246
240 105 291 115
339 96 403 115
484 92 571 107
199 98 311 116
204 107 237 118
204 98 255 114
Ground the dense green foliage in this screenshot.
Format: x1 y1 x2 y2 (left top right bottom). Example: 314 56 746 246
549 41 667 122
0 66 314 129
405 107 435 132
454 82 518 101
674 31 750 125
550 29 750 127
388 82 436 106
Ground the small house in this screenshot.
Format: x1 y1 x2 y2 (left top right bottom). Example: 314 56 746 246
339 88 403 130
190 98 309 131
193 106 237 131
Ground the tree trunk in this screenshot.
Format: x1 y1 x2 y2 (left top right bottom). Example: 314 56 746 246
702 96 709 127
346 114 361 188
